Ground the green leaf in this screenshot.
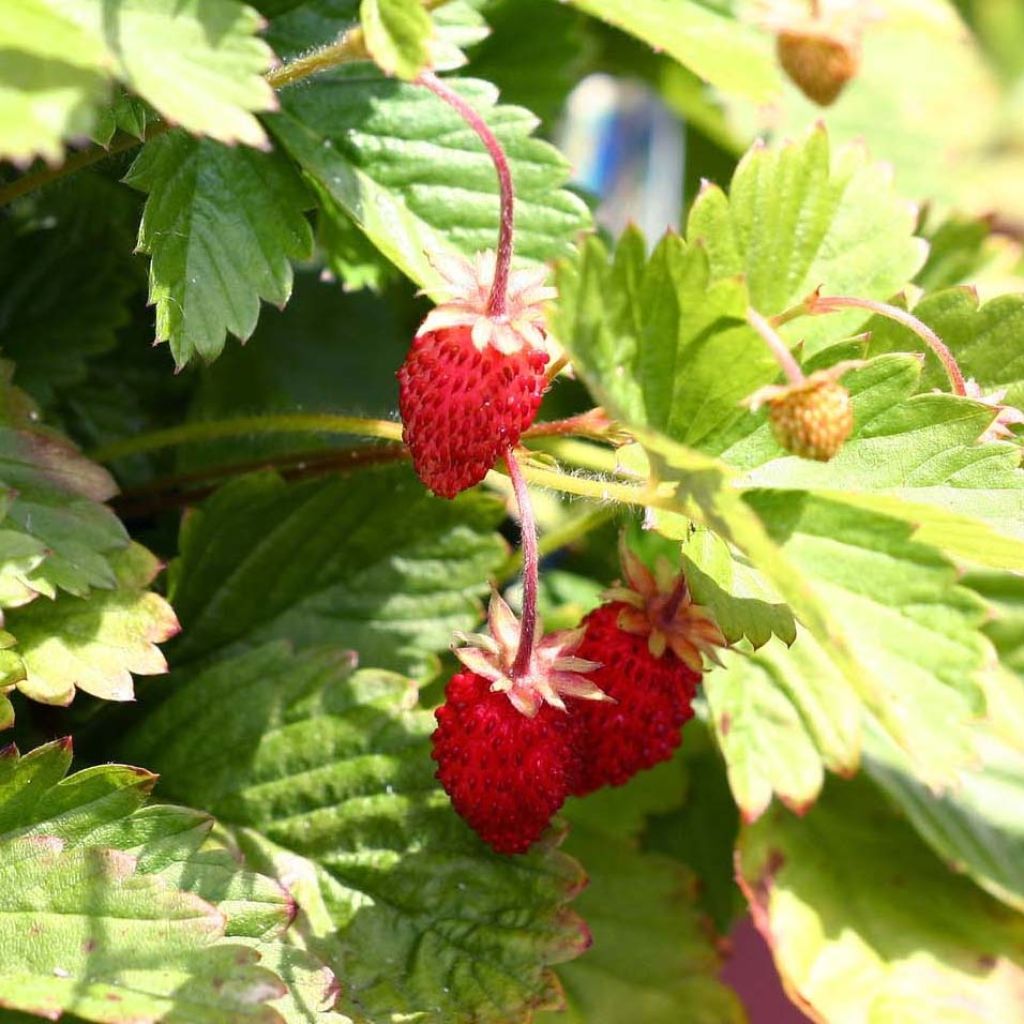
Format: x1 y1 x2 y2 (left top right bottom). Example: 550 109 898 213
554 228 775 450
0 367 128 601
0 0 276 163
722 355 1024 567
269 77 590 294
0 739 345 1024
60 0 277 148
687 125 927 351
535 754 742 1024
125 132 314 368
566 0 779 101
738 774 1024 1024
863 715 1024 915
0 0 110 164
119 643 590 1024
679 527 796 650
4 543 179 707
167 468 507 678
0 175 141 407
90 87 150 146
704 629 860 822
360 0 433 80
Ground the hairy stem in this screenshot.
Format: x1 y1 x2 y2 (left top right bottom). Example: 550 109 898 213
415 70 514 317
747 307 805 384
498 504 617 581
505 449 539 679
91 413 404 463
807 294 967 395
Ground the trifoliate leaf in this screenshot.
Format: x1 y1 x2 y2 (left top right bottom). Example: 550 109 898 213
0 367 128 600
0 739 345 1024
125 132 314 367
59 0 277 149
687 125 927 351
565 0 779 102
119 643 590 1024
0 0 110 164
360 0 433 80
168 468 507 678
4 543 179 707
738 774 1024 1024
704 630 860 822
270 77 590 294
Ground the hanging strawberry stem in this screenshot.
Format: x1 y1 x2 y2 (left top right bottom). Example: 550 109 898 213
802 292 967 396
416 70 514 317
747 307 805 383
505 447 539 678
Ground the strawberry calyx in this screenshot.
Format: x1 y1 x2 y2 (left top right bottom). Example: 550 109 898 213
452 591 609 717
963 379 1024 443
418 250 555 356
603 539 727 672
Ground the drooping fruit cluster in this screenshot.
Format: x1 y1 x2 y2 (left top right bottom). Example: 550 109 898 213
569 543 727 795
748 364 860 461
398 252 553 499
432 552 727 854
431 592 608 854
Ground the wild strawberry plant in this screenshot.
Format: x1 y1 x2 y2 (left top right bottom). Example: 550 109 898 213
2 1 1024 1023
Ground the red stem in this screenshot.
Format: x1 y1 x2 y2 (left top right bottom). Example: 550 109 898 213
416 70 514 317
809 295 967 396
747 308 805 384
505 448 539 680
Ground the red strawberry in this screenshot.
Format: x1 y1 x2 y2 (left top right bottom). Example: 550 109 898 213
398 252 553 499
432 592 607 853
433 670 575 854
569 543 727 796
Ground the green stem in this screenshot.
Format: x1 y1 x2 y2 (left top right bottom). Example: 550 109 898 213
747 307 805 384
0 0 449 209
91 413 404 463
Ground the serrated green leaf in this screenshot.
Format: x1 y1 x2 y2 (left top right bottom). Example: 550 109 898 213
90 87 150 146
738 774 1024 1024
60 0 277 148
360 0 433 80
0 176 141 407
535 826 744 1024
720 354 1024 567
705 630 860 822
679 528 796 650
566 0 779 101
4 543 179 707
554 229 775 450
270 77 590 294
687 125 927 352
0 0 110 164
0 367 128 600
119 643 590 1024
315 184 398 294
0 740 343 1024
167 468 506 678
0 0 275 164
125 132 314 367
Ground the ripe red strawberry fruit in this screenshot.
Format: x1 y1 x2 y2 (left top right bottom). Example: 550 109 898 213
432 592 607 854
399 252 553 499
569 544 727 796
